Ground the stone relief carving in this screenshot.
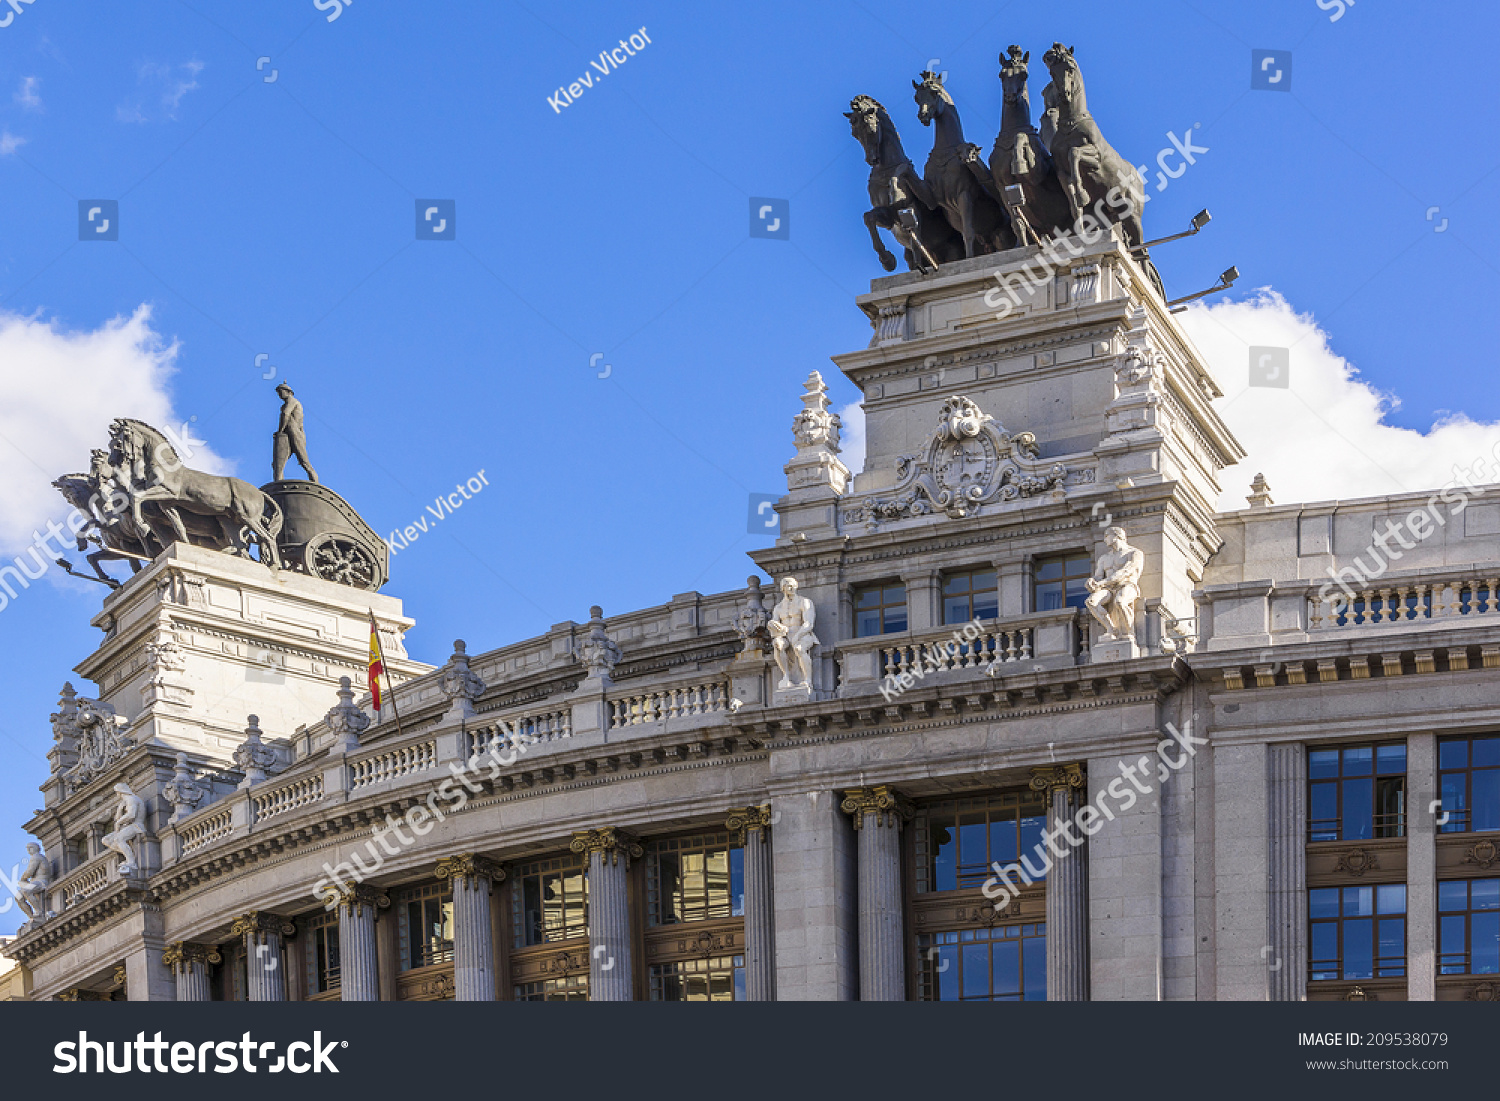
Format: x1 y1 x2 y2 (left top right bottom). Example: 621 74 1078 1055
162 752 207 824
233 715 276 788
101 783 148 876
792 371 842 451
325 675 371 752
50 682 135 793
840 395 1091 530
143 627 186 686
577 606 622 679
438 640 486 704
733 577 772 653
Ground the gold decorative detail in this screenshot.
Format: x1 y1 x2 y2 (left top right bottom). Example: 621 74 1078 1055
111 965 127 990
230 911 296 940
840 785 913 829
570 827 644 866
162 941 223 971
1029 763 1085 795
1463 839 1499 871
1336 848 1379 877
542 950 586 976
420 973 454 1000
335 883 391 912
1468 982 1498 1002
681 930 736 958
1343 986 1377 1001
434 853 506 886
726 804 773 842
56 988 113 1002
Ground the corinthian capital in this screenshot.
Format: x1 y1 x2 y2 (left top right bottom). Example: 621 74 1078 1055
726 804 774 842
569 826 643 867
1029 762 1085 794
162 941 223 971
230 911 295 941
840 785 913 829
435 852 505 887
335 882 390 913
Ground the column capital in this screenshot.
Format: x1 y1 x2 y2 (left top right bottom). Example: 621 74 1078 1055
335 882 391 913
1029 763 1085 795
162 941 222 971
841 785 913 829
570 826 643 866
436 852 507 887
230 911 295 940
726 804 774 842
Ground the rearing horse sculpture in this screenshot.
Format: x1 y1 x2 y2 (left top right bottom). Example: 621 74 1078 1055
109 418 284 567
845 94 962 273
986 46 1073 245
911 72 1015 259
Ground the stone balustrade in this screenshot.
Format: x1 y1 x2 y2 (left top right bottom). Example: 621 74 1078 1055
466 706 571 759
608 678 731 729
348 739 437 789
51 855 114 912
1308 571 1500 630
250 774 325 823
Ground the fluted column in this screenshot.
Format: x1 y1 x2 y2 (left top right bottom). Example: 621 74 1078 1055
728 805 776 1000
231 912 293 1001
1267 743 1308 1000
337 884 387 1001
1031 764 1088 1001
436 853 505 1001
571 827 642 1001
163 942 220 1001
841 786 911 1001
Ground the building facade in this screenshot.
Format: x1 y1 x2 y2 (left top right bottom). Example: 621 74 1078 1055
6 234 1499 1002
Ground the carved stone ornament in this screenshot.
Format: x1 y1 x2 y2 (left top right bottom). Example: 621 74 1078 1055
1029 763 1085 795
162 942 223 972
230 911 296 941
439 640 486 703
233 715 276 787
726 804 774 842
1114 346 1164 388
840 395 1090 529
335 883 390 913
1342 986 1377 1001
577 606 622 679
543 949 587 976
1467 982 1498 1002
100 782 148 876
143 627 186 686
325 676 370 752
1463 839 1498 871
841 785 913 829
435 852 506 887
570 826 643 867
733 577 772 653
51 683 135 792
792 371 842 452
1336 848 1380 877
162 751 207 824
1158 606 1198 656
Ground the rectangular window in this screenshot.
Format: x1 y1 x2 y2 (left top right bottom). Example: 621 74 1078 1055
646 834 744 925
1438 735 1500 834
1438 877 1499 975
305 911 340 994
514 975 589 1002
916 924 1047 1001
1033 555 1092 613
1308 743 1406 842
512 855 588 948
914 792 1050 893
1309 884 1407 981
396 883 454 970
855 583 907 637
648 955 745 1001
942 569 998 625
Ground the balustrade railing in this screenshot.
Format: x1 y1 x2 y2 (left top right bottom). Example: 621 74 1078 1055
348 740 437 789
1308 574 1500 630
608 680 730 728
252 775 325 823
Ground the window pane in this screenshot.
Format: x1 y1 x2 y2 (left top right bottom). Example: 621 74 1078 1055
1474 737 1500 768
884 605 907 633
992 938 1020 1000
1310 922 1339 980
943 595 968 624
1343 746 1373 775
1035 581 1063 611
1439 740 1469 770
1309 888 1340 920
1440 772 1469 833
1019 815 1046 878
1066 557 1091 575
1376 744 1406 775
1474 770 1500 832
937 944 960 1001
1310 782 1338 840
973 590 998 620
1342 777 1373 840
933 824 957 893
1309 749 1339 780
1342 918 1373 979
1343 885 1374 917
730 847 745 917
1022 932 1046 1001
962 944 988 999
1377 918 1405 976
856 589 880 609
1035 560 1062 581
1439 881 1469 912
856 609 882 637
1472 879 1500 911
1474 912 1500 974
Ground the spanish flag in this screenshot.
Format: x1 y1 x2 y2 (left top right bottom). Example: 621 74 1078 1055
367 613 385 713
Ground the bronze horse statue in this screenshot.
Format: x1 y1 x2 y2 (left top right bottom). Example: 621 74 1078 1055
51 466 156 588
109 418 284 567
845 94 962 273
986 46 1073 245
911 72 1015 258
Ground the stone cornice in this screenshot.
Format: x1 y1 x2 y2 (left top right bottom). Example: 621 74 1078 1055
3 878 151 965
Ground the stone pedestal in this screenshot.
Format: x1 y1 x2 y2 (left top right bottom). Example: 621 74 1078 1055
437 853 504 1001
232 911 293 1001
571 827 641 1001
841 786 911 1001
771 683 813 707
1033 765 1089 1001
728 806 776 1001
163 942 220 1001
337 885 386 1001
1091 636 1140 663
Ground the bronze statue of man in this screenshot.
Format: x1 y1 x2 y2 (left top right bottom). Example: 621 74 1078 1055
272 382 318 483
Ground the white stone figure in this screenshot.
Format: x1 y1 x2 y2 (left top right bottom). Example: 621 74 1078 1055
101 783 148 876
1085 526 1145 642
768 577 819 691
15 842 52 926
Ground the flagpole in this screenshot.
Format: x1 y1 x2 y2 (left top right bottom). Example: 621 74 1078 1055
369 610 407 741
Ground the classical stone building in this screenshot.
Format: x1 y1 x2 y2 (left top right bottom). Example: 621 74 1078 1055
7 232 1499 1002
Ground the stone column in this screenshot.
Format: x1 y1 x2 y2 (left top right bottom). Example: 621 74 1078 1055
841 786 911 1001
162 942 220 1001
337 884 387 1001
1406 733 1437 1001
571 827 642 1001
1033 764 1089 1001
436 853 505 1001
728 806 776 1000
1267 743 1308 1001
231 911 293 1001
902 570 940 632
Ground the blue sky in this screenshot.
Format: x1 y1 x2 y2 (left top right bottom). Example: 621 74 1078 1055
1 0 1497 929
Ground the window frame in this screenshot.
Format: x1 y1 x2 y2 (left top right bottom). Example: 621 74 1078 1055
915 923 1047 1001
1308 742 1407 843
1031 553 1093 614
304 909 341 995
396 882 455 972
1437 734 1500 835
940 568 999 626
1308 883 1408 982
1437 876 1499 976
853 581 908 638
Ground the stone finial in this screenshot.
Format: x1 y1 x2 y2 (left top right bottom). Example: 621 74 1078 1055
162 751 207 824
733 577 772 653
439 639 486 705
233 715 275 788
577 606 622 680
326 676 371 753
792 371 842 453
48 682 81 774
1247 473 1274 508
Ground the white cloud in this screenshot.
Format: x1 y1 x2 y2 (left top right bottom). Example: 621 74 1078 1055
1178 290 1500 511
14 76 41 110
0 130 25 156
837 401 865 475
0 305 230 556
117 59 203 123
